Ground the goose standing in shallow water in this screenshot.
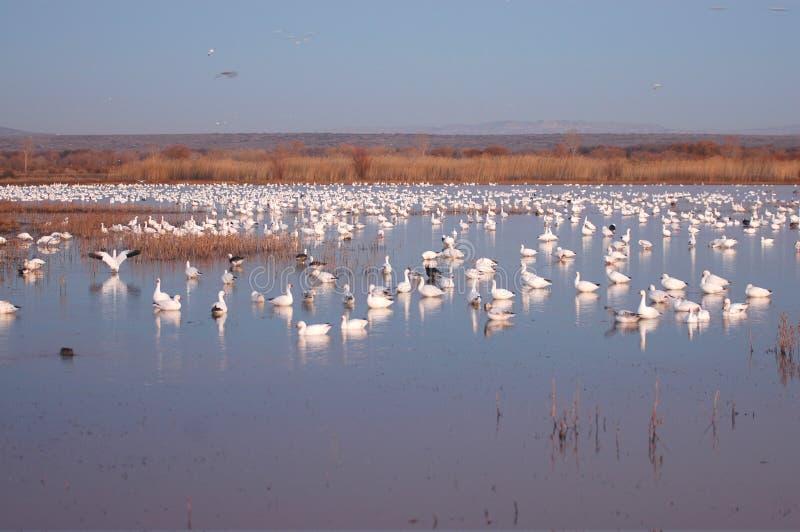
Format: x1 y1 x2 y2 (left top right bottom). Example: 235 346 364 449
520 244 537 257
723 298 748 316
574 271 601 293
382 255 392 275
417 276 444 298
395 268 413 293
637 290 660 319
484 301 515 321
661 273 687 291
606 267 631 284
221 269 236 285
185 261 202 279
251 290 265 303
467 279 482 306
88 249 141 273
367 285 394 308
227 253 245 267
490 279 515 300
153 278 171 303
605 306 640 324
18 258 45 275
341 315 368 330
211 290 227 315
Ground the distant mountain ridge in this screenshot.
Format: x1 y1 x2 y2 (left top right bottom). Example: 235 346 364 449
334 120 672 135
0 127 33 136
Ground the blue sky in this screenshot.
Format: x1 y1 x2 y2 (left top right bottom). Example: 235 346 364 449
0 0 797 134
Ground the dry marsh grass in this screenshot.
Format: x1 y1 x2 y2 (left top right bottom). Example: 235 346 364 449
109 154 800 185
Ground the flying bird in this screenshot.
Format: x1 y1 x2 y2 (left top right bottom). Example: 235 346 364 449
207 48 215 56
652 82 663 90
215 71 238 79
708 6 728 10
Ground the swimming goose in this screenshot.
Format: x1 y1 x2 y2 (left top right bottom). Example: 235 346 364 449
647 284 672 304
221 269 237 285
0 300 20 314
153 294 182 311
417 276 444 298
296 321 332 336
605 306 641 324
660 273 687 291
491 279 515 300
382 255 393 275
153 278 171 303
251 290 265 303
303 289 316 302
555 247 576 261
606 268 632 284
685 307 710 323
638 239 653 250
467 280 482 306
637 290 661 319
310 269 337 283
395 268 413 293
574 271 601 293
227 253 245 267
745 284 772 298
520 244 537 257
18 258 46 275
341 315 368 330
367 285 394 308
702 270 730 288
295 248 309 262
185 261 202 279
88 249 141 273
672 297 701 313
342 283 355 306
421 250 439 261
484 301 515 321
211 290 227 315
269 284 294 306
700 271 726 294
722 298 748 316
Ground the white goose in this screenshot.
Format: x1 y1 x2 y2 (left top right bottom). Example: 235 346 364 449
296 321 332 336
637 290 660 319
484 301 515 321
700 271 726 294
342 283 355 306
555 247 576 261
417 276 444 298
211 290 227 315
382 255 393 275
0 300 20 314
606 306 640 324
660 273 687 291
251 290 265 303
638 239 653 250
153 278 171 303
88 249 141 273
490 279 515 300
395 268 413 293
221 269 236 285
185 261 202 279
702 270 730 288
467 279 482 306
647 284 672 304
745 284 772 298
154 294 181 311
341 315 369 330
367 285 394 308
606 268 632 284
520 244 537 257
723 298 748 316
269 284 294 306
574 271 601 293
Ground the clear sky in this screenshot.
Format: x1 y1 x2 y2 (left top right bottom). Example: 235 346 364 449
1 0 798 134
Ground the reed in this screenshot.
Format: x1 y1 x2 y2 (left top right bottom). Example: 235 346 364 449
106 153 800 185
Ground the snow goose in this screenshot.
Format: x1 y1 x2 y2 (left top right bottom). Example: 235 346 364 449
647 284 672 304
153 278 171 303
341 315 368 330
484 301 515 321
605 306 640 324
211 290 227 315
467 280 482 306
421 250 439 261
606 268 631 284
221 269 237 285
154 294 182 311
417 276 444 298
702 270 730 288
672 298 701 313
745 283 772 298
491 279 515 300
251 290 265 303
311 269 337 283
637 290 661 319
700 272 726 294
296 321 332 336
18 258 46 275
660 273 687 291
269 284 294 306
227 253 245 267
0 300 20 314
574 271 601 293
16 232 34 241
185 260 202 279
638 239 653 250
722 298 748 316
382 255 393 275
367 285 394 308
342 283 355 306
520 244 537 257
395 268 413 293
555 247 576 261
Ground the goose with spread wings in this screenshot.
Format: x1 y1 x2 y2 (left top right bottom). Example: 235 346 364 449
88 249 141 273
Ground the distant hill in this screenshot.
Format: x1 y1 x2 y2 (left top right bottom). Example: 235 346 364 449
0 126 33 136
737 124 800 136
339 120 672 135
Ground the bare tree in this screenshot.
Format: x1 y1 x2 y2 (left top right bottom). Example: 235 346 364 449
564 129 581 157
349 146 371 181
415 134 430 156
20 136 34 175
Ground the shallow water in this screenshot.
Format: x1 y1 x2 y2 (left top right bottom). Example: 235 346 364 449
1 184 800 527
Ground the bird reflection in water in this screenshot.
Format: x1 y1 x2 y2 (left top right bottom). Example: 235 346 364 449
89 274 140 304
418 297 443 322
575 292 600 325
367 307 393 325
484 319 513 337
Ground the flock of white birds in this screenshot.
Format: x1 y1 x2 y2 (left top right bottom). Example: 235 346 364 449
1 183 798 337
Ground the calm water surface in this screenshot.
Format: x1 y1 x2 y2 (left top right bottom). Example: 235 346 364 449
1 184 799 527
